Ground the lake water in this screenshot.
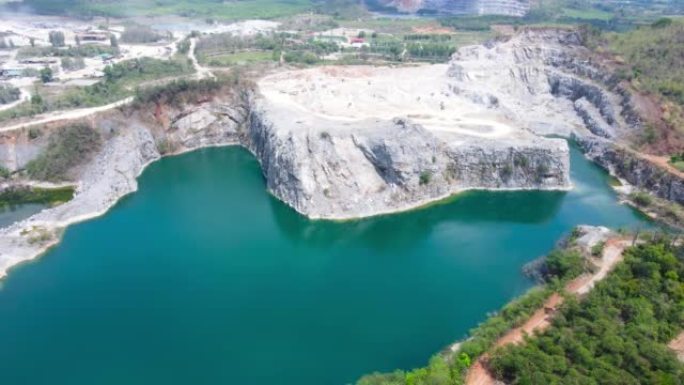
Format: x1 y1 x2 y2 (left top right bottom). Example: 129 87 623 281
0 203 46 229
0 144 649 385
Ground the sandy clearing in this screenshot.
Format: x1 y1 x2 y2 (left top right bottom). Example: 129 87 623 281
258 65 518 139
669 331 684 362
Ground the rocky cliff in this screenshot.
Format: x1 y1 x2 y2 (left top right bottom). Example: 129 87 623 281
1 27 682 278
578 136 684 205
246 106 568 219
0 93 248 277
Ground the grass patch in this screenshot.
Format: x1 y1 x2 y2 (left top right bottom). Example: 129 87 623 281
630 191 653 207
25 0 316 20
205 50 274 67
0 186 75 207
562 7 614 21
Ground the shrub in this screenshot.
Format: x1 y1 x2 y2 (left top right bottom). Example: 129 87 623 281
0 166 10 179
630 191 653 207
121 26 165 44
0 83 21 104
48 30 65 47
133 77 224 107
25 123 102 181
28 127 42 140
544 249 587 281
61 57 86 71
39 67 53 83
651 17 673 29
591 241 606 257
489 241 684 384
419 171 432 185
514 154 529 168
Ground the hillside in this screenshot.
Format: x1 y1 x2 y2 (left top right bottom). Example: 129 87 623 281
489 240 684 384
586 17 684 154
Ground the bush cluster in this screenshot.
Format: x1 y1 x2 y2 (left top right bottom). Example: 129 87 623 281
25 123 102 181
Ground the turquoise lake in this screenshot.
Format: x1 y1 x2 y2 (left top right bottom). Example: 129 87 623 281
0 144 649 384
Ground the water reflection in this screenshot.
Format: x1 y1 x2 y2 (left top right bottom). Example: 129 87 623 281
270 189 567 251
0 203 46 229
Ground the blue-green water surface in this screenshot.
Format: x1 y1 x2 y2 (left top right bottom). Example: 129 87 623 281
0 144 649 385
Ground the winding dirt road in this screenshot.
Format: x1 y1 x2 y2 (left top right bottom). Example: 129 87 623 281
188 38 215 80
465 239 630 385
0 88 30 113
0 97 133 132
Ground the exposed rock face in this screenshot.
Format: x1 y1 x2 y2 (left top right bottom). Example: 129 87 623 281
246 105 569 218
578 137 684 205
0 95 247 278
0 27 680 278
250 53 573 218
443 29 640 141
379 0 530 16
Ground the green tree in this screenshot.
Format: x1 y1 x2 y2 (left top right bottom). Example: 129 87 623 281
48 31 65 47
39 67 53 83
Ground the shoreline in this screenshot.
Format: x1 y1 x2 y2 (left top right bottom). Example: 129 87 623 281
2 128 669 281
0 137 247 279
0 140 574 279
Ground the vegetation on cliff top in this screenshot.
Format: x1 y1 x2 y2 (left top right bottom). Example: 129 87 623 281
583 17 684 154
25 123 102 182
0 57 194 124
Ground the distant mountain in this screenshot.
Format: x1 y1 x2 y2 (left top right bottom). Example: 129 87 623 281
374 0 530 16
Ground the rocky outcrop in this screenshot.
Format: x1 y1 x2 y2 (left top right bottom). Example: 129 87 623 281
245 107 569 218
546 52 641 130
573 98 615 139
577 137 684 205
441 28 684 212
548 74 616 126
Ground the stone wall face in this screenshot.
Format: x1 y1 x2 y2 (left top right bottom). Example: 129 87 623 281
244 109 569 219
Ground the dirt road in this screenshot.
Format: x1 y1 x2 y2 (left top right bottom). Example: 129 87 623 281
0 88 30 113
188 38 215 80
0 97 133 132
464 239 630 385
638 153 684 179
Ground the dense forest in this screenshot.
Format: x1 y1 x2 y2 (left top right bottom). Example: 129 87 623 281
489 240 684 384
357 236 684 384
